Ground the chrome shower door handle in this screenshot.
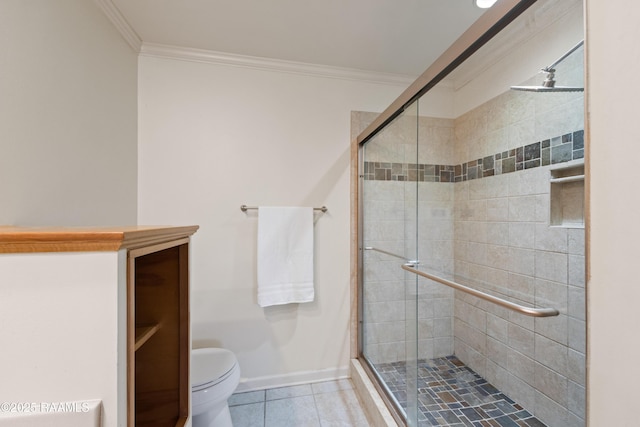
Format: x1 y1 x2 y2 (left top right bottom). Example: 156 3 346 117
401 263 559 318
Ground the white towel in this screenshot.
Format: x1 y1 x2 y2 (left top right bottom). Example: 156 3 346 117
257 206 314 307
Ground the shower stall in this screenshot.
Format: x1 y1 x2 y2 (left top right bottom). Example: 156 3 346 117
354 0 586 426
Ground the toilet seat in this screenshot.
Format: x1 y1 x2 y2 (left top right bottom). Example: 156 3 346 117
192 348 238 391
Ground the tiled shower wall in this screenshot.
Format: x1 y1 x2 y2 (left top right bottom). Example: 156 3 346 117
452 167 586 427
452 49 585 427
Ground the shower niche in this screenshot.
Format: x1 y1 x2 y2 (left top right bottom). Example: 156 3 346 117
550 159 585 227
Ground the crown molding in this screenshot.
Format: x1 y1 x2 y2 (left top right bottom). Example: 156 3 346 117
93 0 142 52
140 43 416 87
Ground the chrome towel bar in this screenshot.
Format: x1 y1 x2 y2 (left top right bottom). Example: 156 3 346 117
401 263 559 318
240 205 328 213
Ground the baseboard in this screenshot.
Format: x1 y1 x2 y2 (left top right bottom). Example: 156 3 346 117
235 366 350 392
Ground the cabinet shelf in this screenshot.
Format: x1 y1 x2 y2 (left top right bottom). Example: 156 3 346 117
135 323 161 351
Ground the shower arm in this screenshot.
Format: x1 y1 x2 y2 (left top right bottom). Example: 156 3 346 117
531 39 584 89
401 263 559 318
541 39 584 73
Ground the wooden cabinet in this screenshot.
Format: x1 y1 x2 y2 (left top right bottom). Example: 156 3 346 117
129 240 191 426
0 226 198 427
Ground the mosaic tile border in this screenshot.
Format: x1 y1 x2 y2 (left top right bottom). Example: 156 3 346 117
363 130 584 183
376 356 547 427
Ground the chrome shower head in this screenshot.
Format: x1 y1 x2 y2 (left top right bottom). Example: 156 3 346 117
510 85 584 92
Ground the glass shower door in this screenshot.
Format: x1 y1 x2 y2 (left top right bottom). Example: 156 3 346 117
357 1 586 425
360 100 420 426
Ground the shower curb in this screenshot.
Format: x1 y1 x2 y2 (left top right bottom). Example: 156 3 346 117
350 359 399 427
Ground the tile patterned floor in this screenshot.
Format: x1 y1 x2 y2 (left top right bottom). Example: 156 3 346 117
376 356 547 427
229 379 371 427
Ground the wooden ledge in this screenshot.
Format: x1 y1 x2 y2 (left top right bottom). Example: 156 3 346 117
0 225 199 254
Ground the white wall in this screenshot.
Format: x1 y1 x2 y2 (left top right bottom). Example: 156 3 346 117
0 0 138 227
586 1 640 425
137 55 404 388
0 251 126 427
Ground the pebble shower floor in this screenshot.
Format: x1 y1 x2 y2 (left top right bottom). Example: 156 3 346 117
376 356 547 427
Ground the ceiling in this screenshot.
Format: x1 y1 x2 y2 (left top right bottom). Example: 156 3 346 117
110 0 486 77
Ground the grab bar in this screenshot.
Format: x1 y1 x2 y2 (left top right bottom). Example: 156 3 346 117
364 247 419 264
401 263 559 318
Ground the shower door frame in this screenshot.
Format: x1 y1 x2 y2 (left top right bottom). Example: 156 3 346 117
352 0 541 425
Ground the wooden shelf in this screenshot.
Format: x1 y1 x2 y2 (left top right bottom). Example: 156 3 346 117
135 324 161 351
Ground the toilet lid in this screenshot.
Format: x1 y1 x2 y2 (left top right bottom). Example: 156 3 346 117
191 347 238 388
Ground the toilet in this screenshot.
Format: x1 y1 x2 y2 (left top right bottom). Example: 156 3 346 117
191 347 241 427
